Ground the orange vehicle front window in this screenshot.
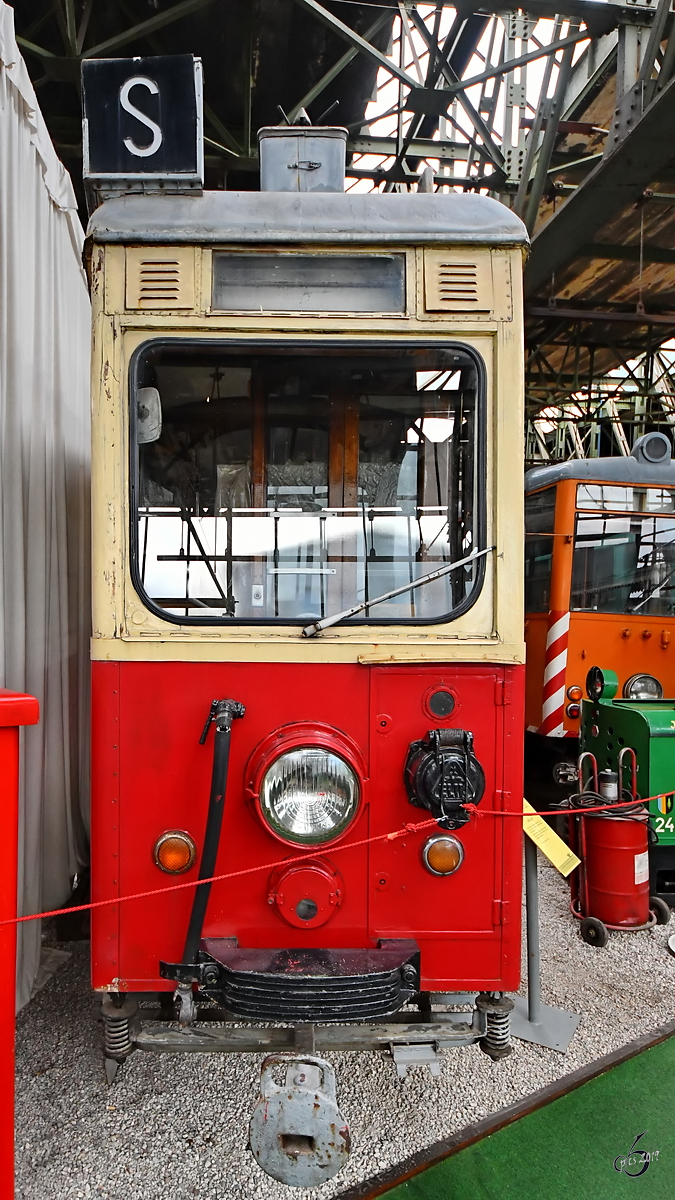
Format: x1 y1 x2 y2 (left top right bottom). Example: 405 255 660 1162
572 510 675 615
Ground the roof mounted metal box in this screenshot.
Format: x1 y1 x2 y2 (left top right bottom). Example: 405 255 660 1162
258 125 347 193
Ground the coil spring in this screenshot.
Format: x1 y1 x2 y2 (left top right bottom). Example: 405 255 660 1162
104 1014 132 1060
483 1009 511 1055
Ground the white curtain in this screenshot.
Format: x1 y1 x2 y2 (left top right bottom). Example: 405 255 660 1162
0 3 91 1009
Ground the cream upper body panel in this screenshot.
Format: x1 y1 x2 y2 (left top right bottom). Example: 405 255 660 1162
88 191 527 665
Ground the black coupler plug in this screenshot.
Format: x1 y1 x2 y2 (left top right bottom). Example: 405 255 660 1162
404 728 485 830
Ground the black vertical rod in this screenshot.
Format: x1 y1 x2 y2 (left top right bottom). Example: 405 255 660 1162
525 835 542 1025
182 699 245 965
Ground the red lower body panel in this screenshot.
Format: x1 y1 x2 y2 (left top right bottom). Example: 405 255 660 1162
91 660 524 993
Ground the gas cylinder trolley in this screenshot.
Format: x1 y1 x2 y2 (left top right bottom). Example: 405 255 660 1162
87 119 527 1184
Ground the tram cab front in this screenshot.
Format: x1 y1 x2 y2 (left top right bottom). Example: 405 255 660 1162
87 136 527 1114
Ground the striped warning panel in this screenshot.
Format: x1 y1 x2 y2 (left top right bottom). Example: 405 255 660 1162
539 609 571 737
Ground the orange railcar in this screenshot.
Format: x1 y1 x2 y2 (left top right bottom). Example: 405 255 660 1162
525 432 675 804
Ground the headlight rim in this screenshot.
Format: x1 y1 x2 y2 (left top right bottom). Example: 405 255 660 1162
623 672 664 701
247 722 366 849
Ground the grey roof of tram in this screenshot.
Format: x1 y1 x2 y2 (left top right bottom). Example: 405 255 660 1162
86 190 529 246
525 452 675 492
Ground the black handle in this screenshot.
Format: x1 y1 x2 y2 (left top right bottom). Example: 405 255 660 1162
199 699 219 745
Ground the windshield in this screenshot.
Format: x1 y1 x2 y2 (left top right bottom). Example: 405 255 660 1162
131 342 484 624
572 511 675 615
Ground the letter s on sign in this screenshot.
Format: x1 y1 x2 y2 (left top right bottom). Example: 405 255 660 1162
119 76 162 158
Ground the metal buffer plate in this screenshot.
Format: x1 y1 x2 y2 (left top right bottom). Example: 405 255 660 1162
249 1055 350 1186
391 1042 443 1079
197 941 419 1022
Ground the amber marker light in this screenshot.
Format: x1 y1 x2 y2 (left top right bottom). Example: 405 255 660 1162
422 834 464 876
567 685 583 702
153 831 197 874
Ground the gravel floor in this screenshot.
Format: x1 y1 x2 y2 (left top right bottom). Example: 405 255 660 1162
15 857 675 1199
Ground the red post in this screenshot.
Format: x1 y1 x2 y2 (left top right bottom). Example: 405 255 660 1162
0 691 39 1199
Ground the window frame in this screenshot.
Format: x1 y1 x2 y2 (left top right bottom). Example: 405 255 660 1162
128 337 487 628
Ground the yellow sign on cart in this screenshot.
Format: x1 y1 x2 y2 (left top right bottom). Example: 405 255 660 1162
523 799 580 877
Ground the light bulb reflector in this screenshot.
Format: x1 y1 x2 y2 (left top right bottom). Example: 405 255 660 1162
260 747 359 844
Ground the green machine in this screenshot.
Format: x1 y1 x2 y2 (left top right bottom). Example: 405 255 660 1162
581 666 675 906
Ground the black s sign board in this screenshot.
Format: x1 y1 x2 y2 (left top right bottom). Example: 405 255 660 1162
82 55 203 185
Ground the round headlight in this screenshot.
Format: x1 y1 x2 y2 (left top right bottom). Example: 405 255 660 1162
623 673 663 701
260 747 360 845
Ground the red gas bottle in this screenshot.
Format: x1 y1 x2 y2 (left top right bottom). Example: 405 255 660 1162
570 764 668 945
581 809 650 927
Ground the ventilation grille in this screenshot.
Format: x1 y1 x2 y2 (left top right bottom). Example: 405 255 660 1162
126 247 195 310
437 262 479 304
138 259 181 305
424 249 493 313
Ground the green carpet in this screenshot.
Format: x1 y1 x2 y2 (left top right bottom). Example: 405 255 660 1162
384 1036 675 1199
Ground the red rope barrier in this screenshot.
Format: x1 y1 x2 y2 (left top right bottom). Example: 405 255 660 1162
4 791 669 929
0 817 438 928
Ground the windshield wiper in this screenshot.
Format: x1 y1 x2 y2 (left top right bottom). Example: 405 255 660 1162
630 562 675 612
302 546 495 637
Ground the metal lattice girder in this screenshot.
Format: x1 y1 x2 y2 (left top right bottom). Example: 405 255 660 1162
467 1 652 33
288 11 393 122
525 70 675 295
236 3 651 192
524 336 675 461
17 1 651 201
522 0 675 410
14 0 399 204
290 0 419 90
16 0 675 457
17 0 222 60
